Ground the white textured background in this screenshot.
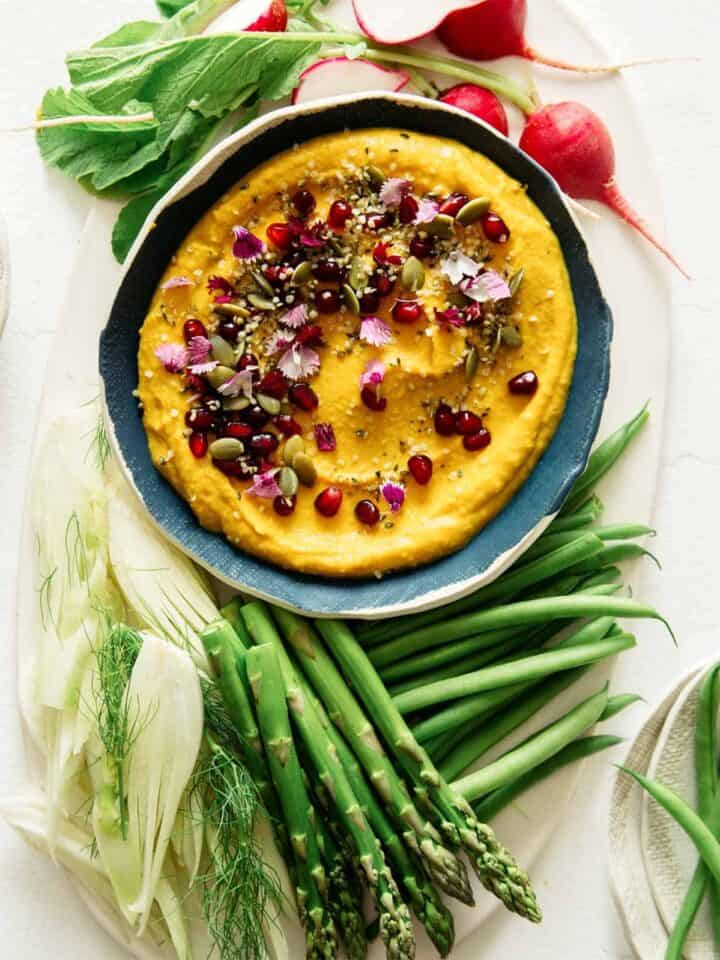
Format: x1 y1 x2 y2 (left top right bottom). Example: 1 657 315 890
0 0 718 957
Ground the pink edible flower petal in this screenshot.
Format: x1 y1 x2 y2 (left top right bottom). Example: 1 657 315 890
415 198 440 224
435 306 466 329
381 480 405 513
161 275 194 291
264 329 296 356
360 359 386 388
360 316 392 347
278 343 321 380
154 343 188 373
440 251 482 286
461 269 511 303
207 275 235 296
232 225 265 261
217 369 255 399
213 294 235 304
246 469 283 499
314 422 337 452
280 303 308 329
187 335 217 374
379 178 411 209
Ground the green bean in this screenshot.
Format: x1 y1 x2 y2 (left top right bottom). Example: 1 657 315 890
438 667 587 782
521 524 654 564
570 542 661 574
473 735 623 822
361 533 605 648
620 768 720 885
599 693 644 721
454 686 610 801
410 617 618 742
396 633 633 716
371 595 670 670
578 567 622 589
561 406 649 515
543 498 604 534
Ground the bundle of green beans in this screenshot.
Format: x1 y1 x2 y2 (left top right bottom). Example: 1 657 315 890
622 664 720 960
199 408 667 958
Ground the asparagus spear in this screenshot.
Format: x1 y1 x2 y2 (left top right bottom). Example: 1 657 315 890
245 643 338 960
242 611 416 960
270 604 473 907
315 619 541 924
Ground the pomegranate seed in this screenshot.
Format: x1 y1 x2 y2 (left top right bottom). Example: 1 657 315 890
328 199 353 230
315 288 341 314
464 427 492 451
249 433 279 456
315 486 343 517
237 352 259 373
366 211 393 231
223 422 253 440
217 319 241 343
408 454 433 485
361 386 387 412
294 324 323 348
312 259 343 282
289 382 319 411
370 272 396 297
508 370 539 395
183 318 207 342
244 405 270 429
438 192 469 217
214 457 257 478
393 300 423 324
399 194 419 224
456 410 484 435
292 189 316 218
482 212 510 243
263 264 291 286
409 235 435 259
359 292 381 315
273 495 296 516
185 408 215 431
282 249 307 267
185 373 209 396
355 499 380 526
434 403 457 436
275 415 303 437
257 370 288 399
189 432 208 458
267 222 293 249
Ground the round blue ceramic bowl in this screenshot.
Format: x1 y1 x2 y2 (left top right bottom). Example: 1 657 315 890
100 92 612 619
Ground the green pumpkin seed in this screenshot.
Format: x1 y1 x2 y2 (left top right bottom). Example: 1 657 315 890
222 396 250 412
282 434 305 466
342 283 360 314
500 325 523 347
292 261 312 285
278 466 299 498
509 268 525 297
401 256 425 292
456 196 491 225
348 256 366 292
365 165 385 189
465 345 479 382
292 451 317 487
252 270 275 298
209 335 236 367
425 214 455 238
214 302 250 318
257 393 282 416
209 437 245 460
207 365 236 390
247 292 276 312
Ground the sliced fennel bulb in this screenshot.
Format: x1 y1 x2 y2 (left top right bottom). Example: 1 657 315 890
107 477 216 672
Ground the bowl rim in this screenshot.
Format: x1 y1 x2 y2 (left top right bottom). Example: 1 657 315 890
99 90 612 619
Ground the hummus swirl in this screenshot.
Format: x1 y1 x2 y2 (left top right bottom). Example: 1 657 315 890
138 129 576 577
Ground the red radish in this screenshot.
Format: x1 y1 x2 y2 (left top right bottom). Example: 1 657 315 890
220 0 288 32
352 0 481 45
292 58 409 106
440 84 509 136
438 0 680 73
519 102 689 277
